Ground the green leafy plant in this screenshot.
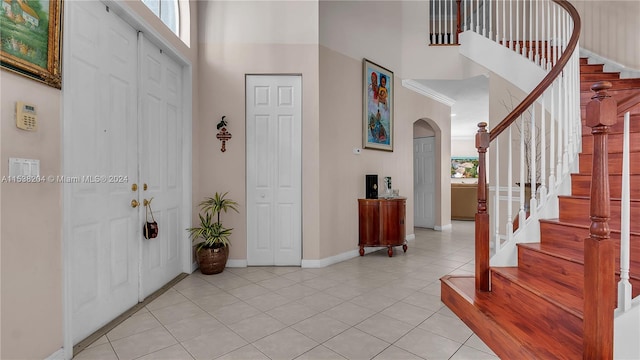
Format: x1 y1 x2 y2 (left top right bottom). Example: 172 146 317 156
188 192 239 252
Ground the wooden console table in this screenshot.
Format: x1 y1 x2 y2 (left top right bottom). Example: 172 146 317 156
358 197 407 257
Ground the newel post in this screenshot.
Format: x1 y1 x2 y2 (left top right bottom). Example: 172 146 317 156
475 122 490 292
584 81 616 360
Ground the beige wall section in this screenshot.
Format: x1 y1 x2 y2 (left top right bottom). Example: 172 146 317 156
197 1 320 261
571 0 640 70
414 121 436 138
1 71 62 358
451 138 477 158
319 47 451 258
319 1 486 80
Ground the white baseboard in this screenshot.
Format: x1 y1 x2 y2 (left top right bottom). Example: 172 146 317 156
302 247 388 268
226 259 248 268
229 238 416 270
434 224 453 232
46 348 65 360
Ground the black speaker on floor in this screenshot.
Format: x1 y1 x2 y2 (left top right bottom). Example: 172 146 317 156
366 174 378 199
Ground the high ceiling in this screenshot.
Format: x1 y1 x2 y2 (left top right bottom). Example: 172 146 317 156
415 75 489 139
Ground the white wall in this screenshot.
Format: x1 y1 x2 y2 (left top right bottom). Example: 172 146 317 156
451 138 477 158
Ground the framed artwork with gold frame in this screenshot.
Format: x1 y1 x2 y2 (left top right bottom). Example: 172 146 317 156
0 0 62 88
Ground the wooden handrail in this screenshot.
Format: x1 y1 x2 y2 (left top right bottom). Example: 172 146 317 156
583 81 617 360
488 0 581 143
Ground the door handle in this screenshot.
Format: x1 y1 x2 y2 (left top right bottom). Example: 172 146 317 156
131 199 139 208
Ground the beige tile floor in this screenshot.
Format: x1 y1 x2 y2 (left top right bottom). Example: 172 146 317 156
75 221 498 360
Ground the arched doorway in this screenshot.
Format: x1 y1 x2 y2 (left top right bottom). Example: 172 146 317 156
413 119 440 229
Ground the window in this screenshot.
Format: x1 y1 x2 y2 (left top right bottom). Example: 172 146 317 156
142 0 179 35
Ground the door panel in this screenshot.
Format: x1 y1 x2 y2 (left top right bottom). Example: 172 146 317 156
66 2 186 345
247 76 302 266
140 36 183 297
67 1 139 344
414 137 435 228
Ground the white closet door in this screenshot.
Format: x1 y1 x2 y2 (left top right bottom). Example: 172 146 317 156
414 137 436 228
246 75 302 266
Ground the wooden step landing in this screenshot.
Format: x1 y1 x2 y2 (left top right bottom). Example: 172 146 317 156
441 275 582 359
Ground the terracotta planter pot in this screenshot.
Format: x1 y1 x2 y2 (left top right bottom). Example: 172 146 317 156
196 245 229 275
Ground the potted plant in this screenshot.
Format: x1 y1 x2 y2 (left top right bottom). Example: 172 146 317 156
188 192 239 274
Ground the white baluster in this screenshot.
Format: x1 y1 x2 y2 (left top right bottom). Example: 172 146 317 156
549 82 556 190
530 105 537 214
476 0 480 33
445 0 449 44
533 1 544 65
464 0 468 32
451 0 455 44
556 77 563 182
488 0 492 40
528 0 534 60
507 126 514 239
502 0 507 47
509 0 513 50
520 115 526 218
439 0 443 44
618 111 632 312
539 91 547 204
433 0 437 44
546 0 551 69
495 140 501 248
515 0 520 54
553 4 558 65
482 0 486 37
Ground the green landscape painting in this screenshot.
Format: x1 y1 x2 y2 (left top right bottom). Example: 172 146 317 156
1 0 50 69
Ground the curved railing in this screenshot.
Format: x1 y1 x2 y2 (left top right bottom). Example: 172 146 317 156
472 0 581 290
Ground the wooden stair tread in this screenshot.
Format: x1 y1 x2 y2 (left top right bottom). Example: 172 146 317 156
539 218 640 237
519 242 583 263
492 267 584 317
441 275 580 359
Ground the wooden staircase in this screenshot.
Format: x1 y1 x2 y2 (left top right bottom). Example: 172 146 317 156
441 58 640 358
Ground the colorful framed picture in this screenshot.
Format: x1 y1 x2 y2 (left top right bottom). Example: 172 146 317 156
0 0 62 89
451 157 479 179
363 59 393 151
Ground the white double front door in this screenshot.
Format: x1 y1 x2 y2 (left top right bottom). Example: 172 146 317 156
246 75 302 266
65 1 186 344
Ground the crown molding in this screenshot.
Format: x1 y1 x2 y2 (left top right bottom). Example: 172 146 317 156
401 79 456 107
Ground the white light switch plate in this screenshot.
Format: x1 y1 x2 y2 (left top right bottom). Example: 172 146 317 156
9 158 40 177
